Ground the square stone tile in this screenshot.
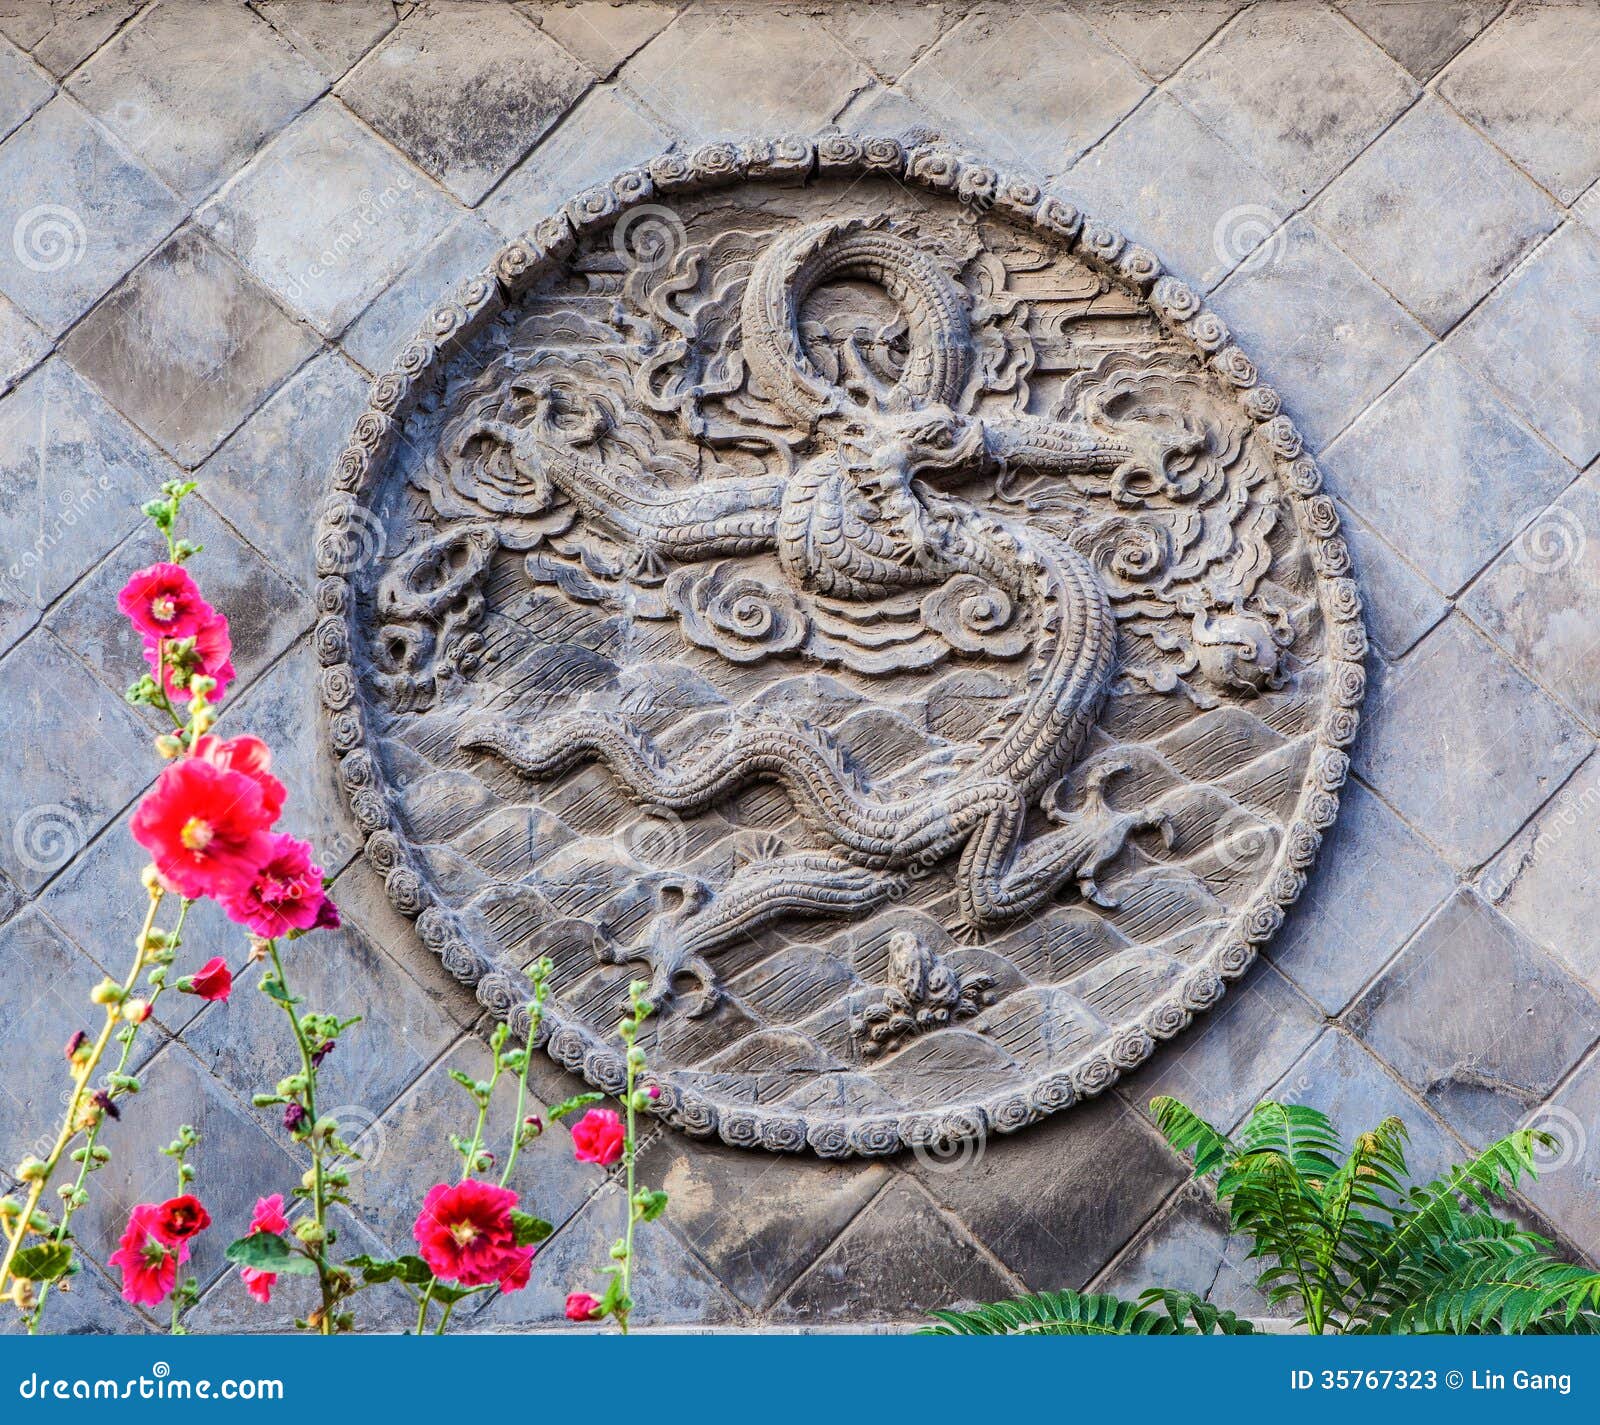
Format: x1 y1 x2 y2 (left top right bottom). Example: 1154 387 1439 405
1452 222 1600 469
1333 501 1448 659
635 1129 889 1309
62 227 317 467
1066 90 1290 291
1463 467 1600 731
1123 961 1324 1133
1438 3 1600 201
1519 1052 1600 1259
911 1091 1187 1291
774 1177 1016 1322
1211 218 1431 451
0 358 173 614
45 495 308 712
198 101 458 337
0 629 156 891
201 349 369 591
1080 0 1241 82
622 8 871 145
0 35 52 142
818 1 955 84
0 96 182 334
1270 778 1455 1014
255 0 397 80
1341 0 1500 81
341 5 591 206
0 292 48 397
1308 95 1559 335
0 0 140 78
1350 890 1600 1145
1094 1184 1268 1315
1323 348 1575 595
1268 1028 1462 1185
835 82 942 145
526 0 680 80
1354 614 1589 869
1482 754 1600 987
480 84 674 239
67 0 325 202
899 6 1149 176
1168 4 1416 205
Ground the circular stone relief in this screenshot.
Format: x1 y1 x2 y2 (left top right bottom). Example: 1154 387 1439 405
317 136 1364 1157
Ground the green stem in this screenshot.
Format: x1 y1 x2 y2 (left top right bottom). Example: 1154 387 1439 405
416 1279 436 1335
619 1037 639 1336
435 1299 456 1335
266 939 334 1336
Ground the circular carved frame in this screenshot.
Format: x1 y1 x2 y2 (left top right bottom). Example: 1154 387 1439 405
314 135 1366 1157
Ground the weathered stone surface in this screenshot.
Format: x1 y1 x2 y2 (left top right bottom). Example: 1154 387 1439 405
199 351 369 590
1093 1182 1268 1315
0 292 47 397
0 34 51 142
1309 95 1558 336
0 96 182 334
62 228 318 467
774 1177 1015 1322
1080 0 1240 81
1437 2 1600 200
1453 218 1600 469
255 0 396 80
526 0 678 80
1341 0 1500 81
635 1132 890 1309
818 1 955 83
0 359 172 613
1481 754 1600 986
1331 502 1447 660
0 0 139 77
1213 218 1430 450
198 101 457 336
1270 778 1453 1015
1355 615 1588 868
1067 90 1290 291
1323 348 1575 595
1168 3 1416 202
1351 891 1600 1145
1463 468 1600 732
341 4 591 205
67 0 324 202
0 1253 149 1334
911 1093 1188 1289
901 7 1148 174
1518 1052 1600 1260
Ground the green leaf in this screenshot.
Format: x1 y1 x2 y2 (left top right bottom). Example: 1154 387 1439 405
345 1253 435 1286
547 1092 604 1121
509 1210 552 1247
922 1289 1228 1337
225 1233 317 1275
10 1242 75 1282
635 1189 669 1223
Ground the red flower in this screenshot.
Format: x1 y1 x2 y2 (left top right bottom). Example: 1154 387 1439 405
192 735 285 826
182 956 233 1003
413 1179 525 1287
109 1204 189 1306
155 1194 211 1241
570 1108 625 1166
497 1246 535 1294
118 563 210 640
565 1291 602 1322
219 832 336 939
239 1194 290 1305
143 608 236 701
130 756 273 899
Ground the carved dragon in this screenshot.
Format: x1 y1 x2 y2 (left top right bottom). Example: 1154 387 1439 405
435 218 1199 1015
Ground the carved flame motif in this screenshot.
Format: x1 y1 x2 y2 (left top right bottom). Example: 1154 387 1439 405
322 139 1364 1155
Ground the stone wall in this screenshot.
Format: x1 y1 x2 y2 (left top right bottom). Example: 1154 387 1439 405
2 0 1599 1332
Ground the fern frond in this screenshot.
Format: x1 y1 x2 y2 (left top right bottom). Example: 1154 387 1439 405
1385 1256 1600 1335
1150 1096 1234 1176
920 1289 1204 1336
1138 1287 1256 1334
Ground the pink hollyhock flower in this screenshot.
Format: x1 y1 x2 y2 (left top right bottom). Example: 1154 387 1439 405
143 609 236 701
565 1291 602 1322
239 1194 290 1306
109 1203 189 1306
413 1179 523 1287
117 562 211 640
182 956 232 1003
496 1246 535 1294
570 1108 625 1166
130 756 273 899
192 735 285 826
155 1194 211 1242
219 832 336 939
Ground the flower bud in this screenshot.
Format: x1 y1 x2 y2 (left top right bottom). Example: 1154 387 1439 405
122 999 152 1024
64 1029 89 1064
141 864 162 895
89 979 126 1006
154 734 184 759
16 1157 48 1182
295 1218 327 1246
301 1169 318 1190
647 1084 661 1101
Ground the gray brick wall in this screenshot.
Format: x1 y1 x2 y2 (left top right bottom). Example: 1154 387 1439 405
1 0 1598 1332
